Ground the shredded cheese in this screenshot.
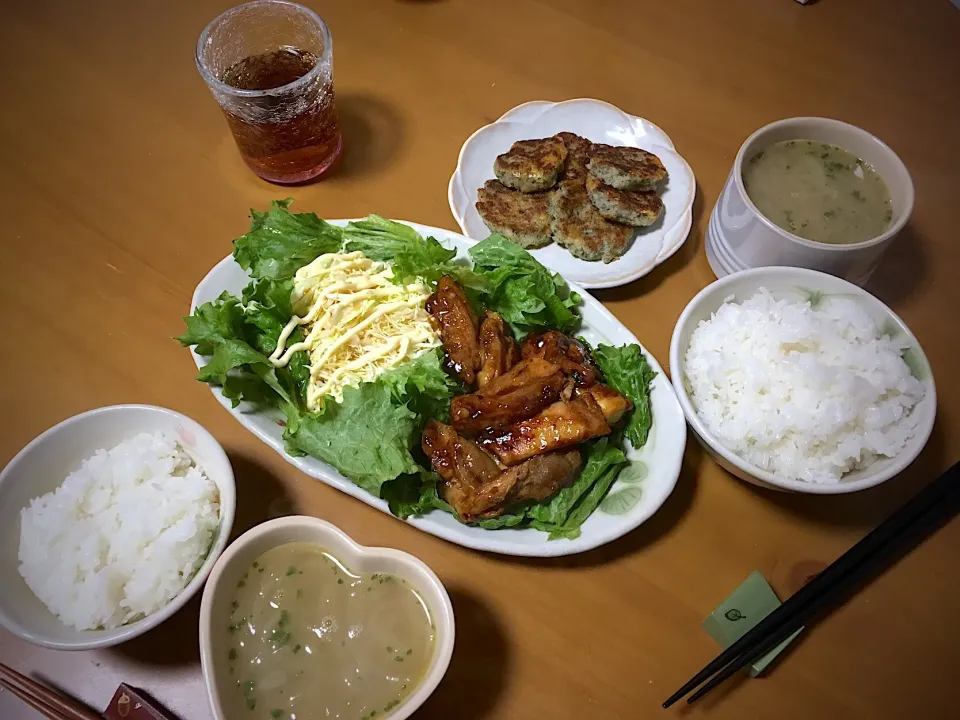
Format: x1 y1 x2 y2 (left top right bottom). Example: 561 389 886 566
269 252 440 409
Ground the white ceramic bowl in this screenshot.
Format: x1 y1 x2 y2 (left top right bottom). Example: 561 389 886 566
449 98 695 288
199 516 455 720
0 405 236 650
707 117 914 286
669 267 936 494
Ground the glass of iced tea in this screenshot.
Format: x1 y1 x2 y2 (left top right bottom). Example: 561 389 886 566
196 0 342 184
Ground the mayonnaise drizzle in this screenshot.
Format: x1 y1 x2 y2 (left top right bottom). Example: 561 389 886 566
269 252 440 409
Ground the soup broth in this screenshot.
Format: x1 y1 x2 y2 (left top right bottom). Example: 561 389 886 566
223 543 435 719
743 139 893 245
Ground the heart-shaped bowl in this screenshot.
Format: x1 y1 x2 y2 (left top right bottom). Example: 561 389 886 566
199 516 455 720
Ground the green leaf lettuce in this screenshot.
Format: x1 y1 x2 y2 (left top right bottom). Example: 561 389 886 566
469 234 581 334
283 382 421 497
234 199 343 281
343 215 487 291
591 343 657 448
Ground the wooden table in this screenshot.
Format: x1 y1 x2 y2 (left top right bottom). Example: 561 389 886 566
2 0 959 717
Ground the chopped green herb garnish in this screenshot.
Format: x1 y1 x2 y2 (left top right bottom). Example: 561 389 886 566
824 209 837 219
270 629 291 647
384 700 400 711
278 610 290 627
252 561 259 569
237 580 245 588
394 656 404 662
231 601 239 611
246 698 256 711
296 588 303 598
293 644 301 654
406 649 412 655
271 710 283 718
286 566 296 576
228 649 237 660
337 578 344 585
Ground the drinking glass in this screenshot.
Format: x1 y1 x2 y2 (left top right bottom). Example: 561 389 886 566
196 0 342 184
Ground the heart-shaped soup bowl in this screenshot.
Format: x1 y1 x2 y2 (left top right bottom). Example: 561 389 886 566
199 516 455 720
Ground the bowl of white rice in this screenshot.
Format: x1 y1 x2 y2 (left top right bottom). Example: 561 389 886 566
0 405 235 650
669 267 936 493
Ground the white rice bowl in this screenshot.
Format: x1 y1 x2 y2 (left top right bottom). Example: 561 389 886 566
18 431 220 631
683 289 925 483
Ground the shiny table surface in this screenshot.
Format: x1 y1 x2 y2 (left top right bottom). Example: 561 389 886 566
2 0 959 718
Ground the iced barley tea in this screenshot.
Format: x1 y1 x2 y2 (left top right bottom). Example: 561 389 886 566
197 2 341 184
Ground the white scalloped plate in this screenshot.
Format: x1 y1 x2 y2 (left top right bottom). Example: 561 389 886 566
448 99 695 289
189 220 686 557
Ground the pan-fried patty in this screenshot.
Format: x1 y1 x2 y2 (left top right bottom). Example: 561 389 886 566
586 174 664 227
476 180 553 249
587 144 668 191
493 137 567 192
549 180 634 263
554 131 592 183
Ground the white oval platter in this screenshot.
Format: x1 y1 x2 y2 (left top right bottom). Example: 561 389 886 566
189 220 686 557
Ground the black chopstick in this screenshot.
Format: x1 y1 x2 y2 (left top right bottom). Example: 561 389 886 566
663 458 960 708
684 477 960 705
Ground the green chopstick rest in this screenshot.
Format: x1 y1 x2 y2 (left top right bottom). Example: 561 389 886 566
703 571 803 677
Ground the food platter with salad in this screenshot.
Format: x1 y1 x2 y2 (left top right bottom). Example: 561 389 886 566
180 201 685 556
